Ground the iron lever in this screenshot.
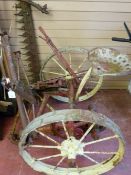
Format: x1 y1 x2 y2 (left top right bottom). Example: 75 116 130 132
112 22 131 43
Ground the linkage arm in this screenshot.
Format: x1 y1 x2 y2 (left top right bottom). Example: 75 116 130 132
39 27 78 82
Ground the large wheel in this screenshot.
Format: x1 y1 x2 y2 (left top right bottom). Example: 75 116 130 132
40 47 103 102
19 109 125 175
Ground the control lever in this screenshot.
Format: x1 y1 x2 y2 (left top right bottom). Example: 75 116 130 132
112 22 131 43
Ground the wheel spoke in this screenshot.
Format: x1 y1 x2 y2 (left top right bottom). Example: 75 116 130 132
75 57 87 73
54 157 66 169
84 151 117 155
52 58 68 74
28 145 59 149
42 70 65 76
35 130 60 145
23 103 30 123
83 154 99 164
75 67 92 100
62 121 70 139
84 135 118 147
32 104 36 119
46 104 55 111
79 123 95 143
89 80 100 83
37 154 62 161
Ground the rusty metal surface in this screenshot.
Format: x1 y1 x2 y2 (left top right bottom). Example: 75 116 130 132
20 0 49 14
14 81 36 104
15 0 48 83
2 33 28 127
37 94 50 116
39 27 79 83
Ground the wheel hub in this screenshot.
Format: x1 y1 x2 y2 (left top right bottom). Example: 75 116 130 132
59 136 84 159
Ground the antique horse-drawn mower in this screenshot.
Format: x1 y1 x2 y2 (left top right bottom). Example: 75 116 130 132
0 1 131 174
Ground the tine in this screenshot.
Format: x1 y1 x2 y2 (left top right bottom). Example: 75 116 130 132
18 32 28 37
22 51 31 56
16 19 24 23
21 52 38 57
20 39 29 44
21 47 30 50
15 3 21 9
17 26 25 30
21 56 31 60
15 10 24 16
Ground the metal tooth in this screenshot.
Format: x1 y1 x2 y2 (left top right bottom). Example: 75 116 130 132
15 11 29 16
22 51 38 56
17 26 25 30
18 32 28 37
18 31 33 37
22 55 38 62
13 51 21 55
18 34 26 37
21 45 33 50
20 45 35 51
21 44 38 51
21 56 32 61
22 51 32 56
21 50 38 58
16 18 24 23
15 3 22 9
22 58 40 67
22 57 33 61
20 38 29 44
15 10 24 16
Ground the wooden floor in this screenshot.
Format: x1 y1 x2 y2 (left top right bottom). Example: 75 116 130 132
0 90 131 175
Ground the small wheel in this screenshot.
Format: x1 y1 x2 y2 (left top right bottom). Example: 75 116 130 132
40 47 103 102
19 109 125 175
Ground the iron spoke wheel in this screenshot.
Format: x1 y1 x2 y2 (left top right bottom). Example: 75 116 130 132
19 109 125 175
40 47 103 102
